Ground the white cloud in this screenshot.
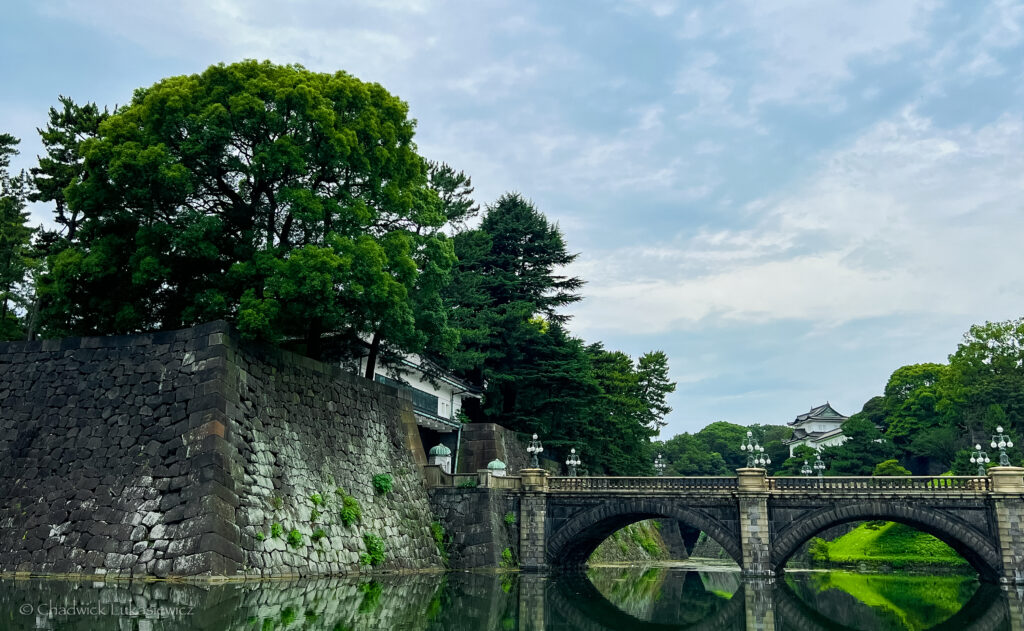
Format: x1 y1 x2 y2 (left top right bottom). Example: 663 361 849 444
570 109 1024 336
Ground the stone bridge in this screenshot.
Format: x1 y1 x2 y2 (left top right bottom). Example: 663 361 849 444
426 466 1024 584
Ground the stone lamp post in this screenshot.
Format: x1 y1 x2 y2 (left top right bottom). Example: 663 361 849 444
654 453 666 476
527 433 544 469
566 448 581 476
800 460 812 476
991 426 1014 467
971 444 991 477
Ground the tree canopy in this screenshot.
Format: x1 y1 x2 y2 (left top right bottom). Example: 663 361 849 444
36 61 455 367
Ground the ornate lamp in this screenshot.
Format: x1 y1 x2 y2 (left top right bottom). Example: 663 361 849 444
970 443 991 477
527 433 544 469
654 453 666 476
991 426 1014 467
740 431 770 468
800 460 813 476
813 450 826 478
566 448 581 476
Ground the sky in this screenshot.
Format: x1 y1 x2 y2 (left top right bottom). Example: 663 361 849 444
2 0 1023 437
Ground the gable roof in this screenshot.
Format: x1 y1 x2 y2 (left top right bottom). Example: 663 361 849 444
788 402 848 426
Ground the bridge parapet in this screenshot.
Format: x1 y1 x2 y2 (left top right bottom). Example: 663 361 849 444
770 475 992 493
548 476 737 492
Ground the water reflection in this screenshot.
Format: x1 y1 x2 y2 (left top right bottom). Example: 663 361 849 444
0 568 1019 630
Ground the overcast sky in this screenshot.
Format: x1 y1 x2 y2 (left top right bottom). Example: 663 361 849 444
3 1 1023 436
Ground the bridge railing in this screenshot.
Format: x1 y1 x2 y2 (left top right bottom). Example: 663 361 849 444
548 476 738 492
769 476 991 492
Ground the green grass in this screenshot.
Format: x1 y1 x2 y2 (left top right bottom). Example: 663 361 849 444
815 522 968 567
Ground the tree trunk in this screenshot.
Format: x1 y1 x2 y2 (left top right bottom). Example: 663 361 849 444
364 331 381 380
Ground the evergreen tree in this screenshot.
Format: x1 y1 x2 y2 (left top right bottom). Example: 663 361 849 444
0 134 34 340
29 96 110 242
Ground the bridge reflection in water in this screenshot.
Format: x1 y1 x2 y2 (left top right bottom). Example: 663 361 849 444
525 568 1022 631
0 567 1020 630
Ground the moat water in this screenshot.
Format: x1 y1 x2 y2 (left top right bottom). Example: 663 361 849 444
1 565 1021 630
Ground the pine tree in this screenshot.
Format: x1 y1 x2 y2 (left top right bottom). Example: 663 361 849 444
0 134 34 340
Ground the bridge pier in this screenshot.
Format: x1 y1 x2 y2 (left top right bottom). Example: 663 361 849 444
991 467 1024 585
737 468 774 578
519 468 549 571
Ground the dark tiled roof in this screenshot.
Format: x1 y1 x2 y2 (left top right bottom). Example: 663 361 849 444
788 402 848 426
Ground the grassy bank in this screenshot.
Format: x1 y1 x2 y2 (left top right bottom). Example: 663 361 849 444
809 521 970 571
589 520 668 564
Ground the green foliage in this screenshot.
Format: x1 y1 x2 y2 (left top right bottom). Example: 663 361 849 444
309 493 325 507
873 459 911 476
430 521 448 564
822 414 899 476
807 537 830 562
0 133 35 341
310 508 321 522
457 478 478 488
503 511 516 525
35 61 456 366
270 523 283 539
500 547 516 568
776 445 818 477
360 533 386 566
270 496 283 511
255 532 265 542
340 495 362 527
311 528 326 543
286 529 303 548
372 474 393 495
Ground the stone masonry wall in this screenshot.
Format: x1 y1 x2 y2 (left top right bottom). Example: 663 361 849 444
0 321 441 577
456 423 529 474
427 488 519 568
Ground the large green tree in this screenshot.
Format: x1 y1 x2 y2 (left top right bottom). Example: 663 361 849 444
36 61 454 365
0 134 34 340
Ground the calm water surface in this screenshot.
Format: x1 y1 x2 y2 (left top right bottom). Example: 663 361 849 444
1 566 1021 630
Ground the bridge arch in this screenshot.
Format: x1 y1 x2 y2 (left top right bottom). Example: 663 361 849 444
770 501 1002 581
545 497 742 568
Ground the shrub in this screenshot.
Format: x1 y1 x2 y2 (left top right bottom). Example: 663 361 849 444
503 512 516 525
287 529 303 548
360 533 386 566
340 495 362 527
500 547 516 568
309 493 325 507
255 532 265 542
808 537 830 562
270 523 283 539
430 521 448 564
457 479 478 488
372 474 393 495
311 528 326 543
311 508 321 522
270 496 283 510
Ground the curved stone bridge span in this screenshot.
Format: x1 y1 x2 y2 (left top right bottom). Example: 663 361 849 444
427 465 1024 584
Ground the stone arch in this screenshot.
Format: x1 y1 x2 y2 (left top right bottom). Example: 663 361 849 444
545 497 742 568
770 501 1002 581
